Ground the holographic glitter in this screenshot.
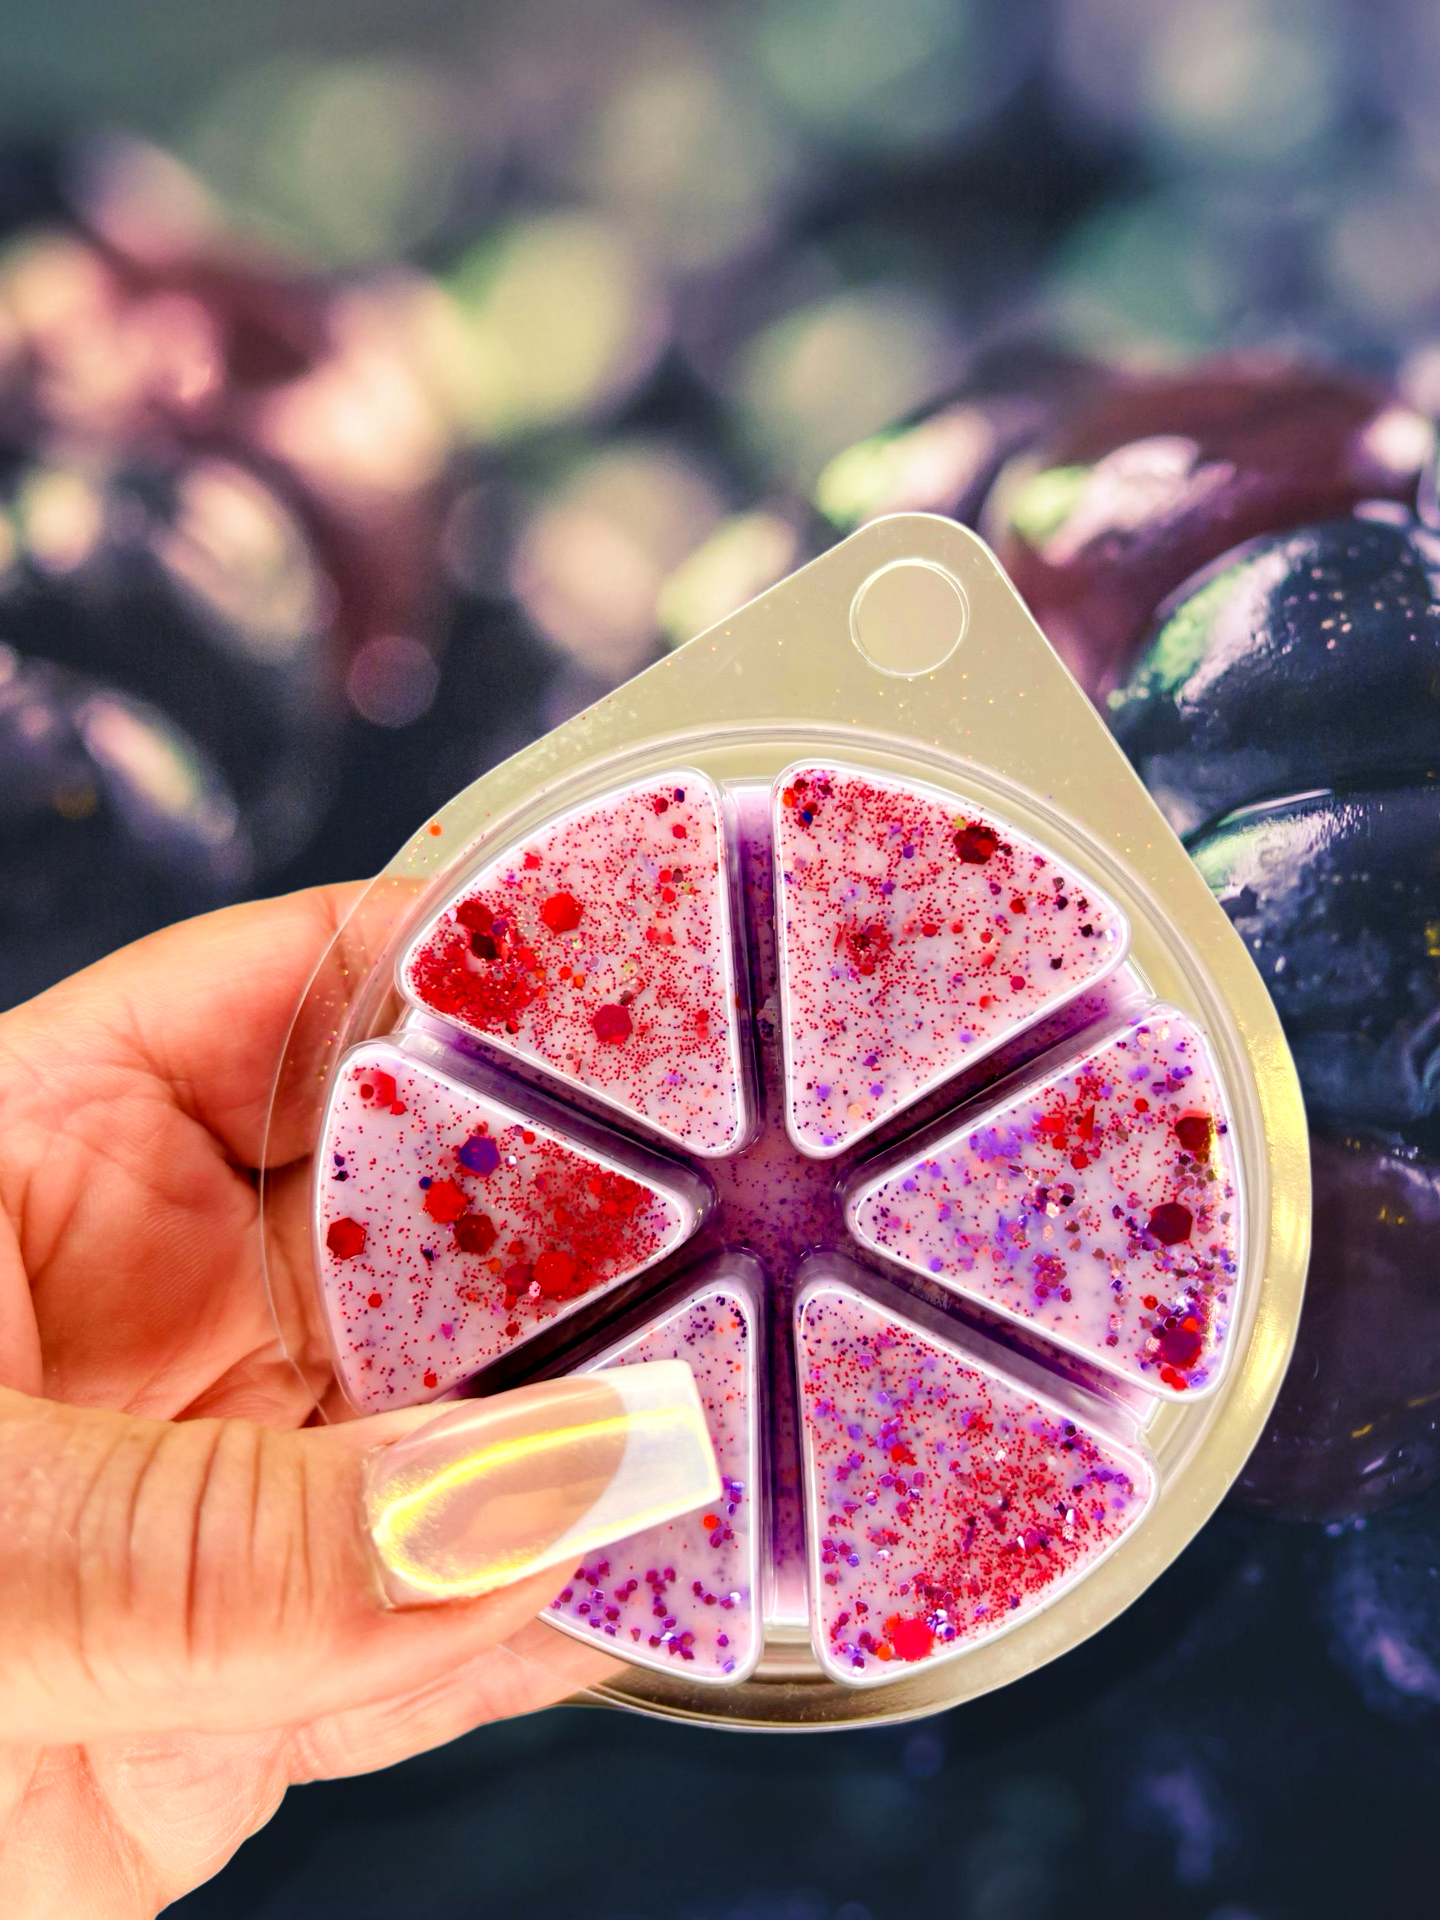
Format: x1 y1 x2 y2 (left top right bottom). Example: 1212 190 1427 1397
848 1008 1242 1394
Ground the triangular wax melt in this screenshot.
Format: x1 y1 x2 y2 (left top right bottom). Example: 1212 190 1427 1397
316 1041 700 1409
795 1276 1153 1685
847 1007 1242 1396
400 771 749 1157
773 763 1128 1156
544 1260 763 1683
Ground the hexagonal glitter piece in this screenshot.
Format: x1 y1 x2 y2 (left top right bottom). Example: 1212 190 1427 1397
772 763 1128 1157
795 1273 1153 1685
847 1007 1243 1397
316 1040 704 1409
400 771 750 1156
544 1257 763 1683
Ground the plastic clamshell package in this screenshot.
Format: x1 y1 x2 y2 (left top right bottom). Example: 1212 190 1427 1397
268 513 1310 1730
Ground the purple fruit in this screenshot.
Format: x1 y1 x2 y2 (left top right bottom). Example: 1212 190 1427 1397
1109 514 1440 838
1237 1137 1440 1522
1190 788 1440 1155
990 360 1432 697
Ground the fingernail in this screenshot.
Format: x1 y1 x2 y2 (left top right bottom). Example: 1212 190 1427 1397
364 1361 719 1605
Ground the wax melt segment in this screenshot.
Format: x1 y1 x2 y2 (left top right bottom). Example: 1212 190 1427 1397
773 763 1128 1156
847 1007 1243 1395
544 1258 764 1682
401 771 750 1156
316 1041 702 1409
796 1275 1153 1684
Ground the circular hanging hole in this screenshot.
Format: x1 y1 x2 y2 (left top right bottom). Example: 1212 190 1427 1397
849 559 968 677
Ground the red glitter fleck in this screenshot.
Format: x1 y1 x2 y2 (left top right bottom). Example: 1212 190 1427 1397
367 1291 384 1308
1147 1202 1193 1245
423 1370 438 1390
953 822 1000 863
592 1004 633 1045
1157 1317 1205 1369
1175 1113 1213 1158
541 891 583 933
837 919 892 977
534 1249 580 1297
357 1068 397 1108
886 1615 935 1662
423 1178 468 1224
326 1217 366 1259
454 1211 498 1254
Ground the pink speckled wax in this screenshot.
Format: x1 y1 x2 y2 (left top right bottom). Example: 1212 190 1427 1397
315 1039 705 1409
400 771 751 1157
544 1258 764 1682
773 764 1129 1158
795 1270 1154 1684
846 1008 1242 1397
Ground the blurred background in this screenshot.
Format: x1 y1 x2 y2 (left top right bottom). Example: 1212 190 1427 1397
3 0 1440 1914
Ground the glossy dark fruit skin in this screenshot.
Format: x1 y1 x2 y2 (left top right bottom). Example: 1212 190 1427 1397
1325 1481 1440 1714
1109 515 1440 838
1236 1136 1440 1522
1100 491 1440 1521
990 361 1433 697
0 441 339 868
0 649 249 1008
1190 788 1440 1156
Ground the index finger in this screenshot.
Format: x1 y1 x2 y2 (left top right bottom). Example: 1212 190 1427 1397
0 880 385 1169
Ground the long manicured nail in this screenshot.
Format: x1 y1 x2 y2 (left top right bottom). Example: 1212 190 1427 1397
364 1361 719 1605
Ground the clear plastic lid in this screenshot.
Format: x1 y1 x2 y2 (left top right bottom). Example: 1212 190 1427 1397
262 515 1310 1728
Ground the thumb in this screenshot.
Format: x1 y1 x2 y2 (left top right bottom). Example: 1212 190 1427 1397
0 1362 715 1744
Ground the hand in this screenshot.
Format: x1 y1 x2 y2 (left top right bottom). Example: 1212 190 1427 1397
0 888 662 1918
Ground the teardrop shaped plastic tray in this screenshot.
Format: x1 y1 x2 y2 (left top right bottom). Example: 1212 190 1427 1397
262 515 1310 1729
